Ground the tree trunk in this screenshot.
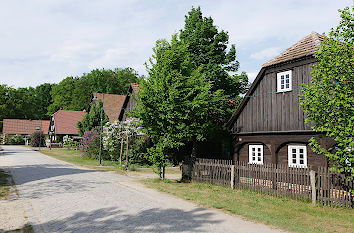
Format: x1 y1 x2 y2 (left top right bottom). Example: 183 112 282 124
119 137 124 165
182 139 197 181
124 135 129 171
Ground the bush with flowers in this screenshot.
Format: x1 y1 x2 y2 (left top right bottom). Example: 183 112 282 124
78 126 107 159
103 118 143 162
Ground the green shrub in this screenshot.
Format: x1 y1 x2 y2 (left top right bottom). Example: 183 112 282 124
3 134 24 145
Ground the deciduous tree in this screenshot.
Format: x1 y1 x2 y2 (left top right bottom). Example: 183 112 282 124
135 7 248 180
299 6 354 180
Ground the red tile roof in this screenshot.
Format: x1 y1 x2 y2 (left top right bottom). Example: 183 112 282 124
2 119 50 135
92 93 125 123
53 110 85 135
263 32 325 67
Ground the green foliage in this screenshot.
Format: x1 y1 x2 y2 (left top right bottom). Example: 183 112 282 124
48 68 138 114
134 7 248 177
129 137 152 165
0 83 55 121
30 131 45 147
77 100 109 136
146 140 170 178
3 134 24 145
299 6 354 180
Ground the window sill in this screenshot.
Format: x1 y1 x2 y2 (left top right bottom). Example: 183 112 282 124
276 90 293 93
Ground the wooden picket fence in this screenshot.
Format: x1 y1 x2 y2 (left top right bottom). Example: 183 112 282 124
192 158 353 208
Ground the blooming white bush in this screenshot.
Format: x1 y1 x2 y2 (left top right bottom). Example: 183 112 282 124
63 135 73 147
103 118 141 160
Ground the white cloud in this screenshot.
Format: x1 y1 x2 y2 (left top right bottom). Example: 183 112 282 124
250 47 281 60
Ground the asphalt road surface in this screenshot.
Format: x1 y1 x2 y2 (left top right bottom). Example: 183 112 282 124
0 146 285 233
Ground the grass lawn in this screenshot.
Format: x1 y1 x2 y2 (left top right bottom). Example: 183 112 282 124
34 147 180 174
142 179 354 233
0 169 12 200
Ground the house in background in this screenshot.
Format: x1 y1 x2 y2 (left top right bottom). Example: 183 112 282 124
118 83 139 121
2 119 50 144
49 110 85 142
227 32 330 169
92 93 125 123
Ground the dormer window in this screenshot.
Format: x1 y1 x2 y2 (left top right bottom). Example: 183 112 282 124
277 70 292 92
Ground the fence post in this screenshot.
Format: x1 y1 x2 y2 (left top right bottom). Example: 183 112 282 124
231 165 235 189
310 170 316 206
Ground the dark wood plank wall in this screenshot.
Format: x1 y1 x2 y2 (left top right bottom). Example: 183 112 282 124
238 143 272 163
122 90 137 121
235 61 313 133
278 144 327 168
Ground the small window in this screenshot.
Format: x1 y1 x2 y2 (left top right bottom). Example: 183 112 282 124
249 145 263 165
288 145 307 168
35 126 40 130
277 70 292 92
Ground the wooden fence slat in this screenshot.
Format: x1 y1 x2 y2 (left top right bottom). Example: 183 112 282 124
192 158 353 208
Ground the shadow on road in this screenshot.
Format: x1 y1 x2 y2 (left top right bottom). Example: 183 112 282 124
36 206 222 232
19 178 109 199
10 163 98 185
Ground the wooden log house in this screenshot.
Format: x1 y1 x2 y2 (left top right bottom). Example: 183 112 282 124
118 83 139 121
227 32 332 169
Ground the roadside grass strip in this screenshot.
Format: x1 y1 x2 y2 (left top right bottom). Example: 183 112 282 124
142 179 354 233
36 147 179 174
0 169 12 200
3 224 34 233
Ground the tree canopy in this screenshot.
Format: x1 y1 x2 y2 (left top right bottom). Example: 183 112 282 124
134 7 248 179
299 6 354 179
0 83 55 121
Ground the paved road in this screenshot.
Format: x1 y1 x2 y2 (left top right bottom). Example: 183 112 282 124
0 146 285 233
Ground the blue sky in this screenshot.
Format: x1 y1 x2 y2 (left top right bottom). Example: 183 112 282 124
0 0 351 88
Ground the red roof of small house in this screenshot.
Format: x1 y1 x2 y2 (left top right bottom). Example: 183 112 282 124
2 119 50 135
92 93 125 123
52 110 85 135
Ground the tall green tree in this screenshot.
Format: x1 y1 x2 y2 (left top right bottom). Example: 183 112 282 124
299 6 354 180
48 77 77 114
77 100 109 136
135 7 248 180
31 83 56 119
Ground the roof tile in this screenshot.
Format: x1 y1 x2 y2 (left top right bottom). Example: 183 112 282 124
53 110 85 135
2 119 50 135
262 32 324 67
93 93 125 123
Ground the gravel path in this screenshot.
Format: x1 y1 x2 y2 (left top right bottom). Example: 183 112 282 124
0 146 285 233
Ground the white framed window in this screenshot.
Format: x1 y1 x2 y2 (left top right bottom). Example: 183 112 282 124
249 145 263 164
288 145 307 168
277 70 292 92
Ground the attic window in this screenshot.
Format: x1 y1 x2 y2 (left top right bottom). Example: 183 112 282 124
277 70 292 92
35 126 40 130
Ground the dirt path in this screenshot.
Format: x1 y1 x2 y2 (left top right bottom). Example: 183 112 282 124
1 145 285 233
